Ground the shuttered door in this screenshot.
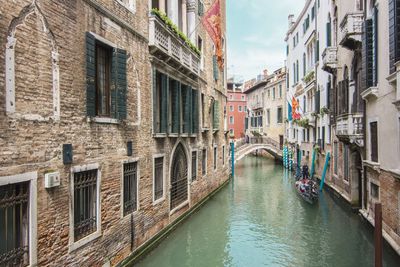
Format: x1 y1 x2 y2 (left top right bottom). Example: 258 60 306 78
86 33 96 117
171 80 180 134
160 73 168 134
192 89 199 134
213 100 220 129
370 122 378 162
213 55 218 81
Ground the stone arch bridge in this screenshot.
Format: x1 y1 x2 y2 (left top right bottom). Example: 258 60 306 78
233 137 283 163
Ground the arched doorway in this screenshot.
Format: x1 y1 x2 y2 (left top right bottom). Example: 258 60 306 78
170 143 188 210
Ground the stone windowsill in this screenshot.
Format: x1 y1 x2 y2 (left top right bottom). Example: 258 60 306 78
153 133 167 138
88 117 120 124
361 86 378 100
363 160 381 173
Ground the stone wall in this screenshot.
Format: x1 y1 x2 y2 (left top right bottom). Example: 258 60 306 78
0 0 229 266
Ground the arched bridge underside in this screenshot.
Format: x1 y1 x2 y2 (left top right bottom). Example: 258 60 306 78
235 144 283 163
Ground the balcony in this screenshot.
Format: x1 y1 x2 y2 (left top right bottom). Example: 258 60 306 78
251 101 263 110
322 47 338 73
149 15 200 77
336 113 364 146
339 12 364 50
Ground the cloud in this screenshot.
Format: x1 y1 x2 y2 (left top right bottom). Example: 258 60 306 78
227 0 304 80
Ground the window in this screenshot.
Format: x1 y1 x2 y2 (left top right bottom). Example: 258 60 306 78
229 94 233 100
244 106 247 112
213 146 217 170
238 106 242 112
277 107 283 123
303 96 306 112
192 151 198 181
370 182 379 200
0 182 30 266
198 36 204 70
230 129 234 135
303 129 306 142
266 109 270 125
229 105 233 112
123 162 138 215
118 0 136 12
229 116 234 124
370 121 378 162
279 85 282 98
267 89 270 99
272 88 276 100
241 95 245 100
343 145 349 181
303 53 306 76
334 141 338 175
201 93 205 128
86 33 127 119
202 149 207 175
198 0 204 16
151 0 159 9
363 9 378 87
154 157 164 201
212 100 220 130
389 0 400 74
153 71 168 133
222 146 225 166
73 169 98 241
307 128 310 142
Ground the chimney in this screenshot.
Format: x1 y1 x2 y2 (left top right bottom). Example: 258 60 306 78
288 14 295 28
263 69 269 78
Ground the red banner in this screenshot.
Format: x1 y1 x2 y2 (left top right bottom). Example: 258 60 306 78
292 97 301 120
202 0 224 69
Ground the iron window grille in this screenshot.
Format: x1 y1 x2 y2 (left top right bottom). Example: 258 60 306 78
73 169 98 241
192 152 197 181
171 145 188 209
154 157 164 201
0 182 29 267
123 162 138 216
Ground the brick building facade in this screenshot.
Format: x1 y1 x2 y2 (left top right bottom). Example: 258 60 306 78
0 0 229 266
227 80 246 139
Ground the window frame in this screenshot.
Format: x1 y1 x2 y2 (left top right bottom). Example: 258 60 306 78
69 163 102 252
202 148 207 176
121 158 140 218
222 145 225 166
213 145 218 171
190 150 198 182
152 154 166 205
0 172 38 266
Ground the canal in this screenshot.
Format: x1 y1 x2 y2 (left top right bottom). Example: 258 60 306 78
135 156 400 267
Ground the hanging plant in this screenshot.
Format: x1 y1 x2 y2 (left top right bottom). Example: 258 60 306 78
320 106 330 116
311 112 318 117
151 9 201 56
314 145 321 154
303 70 315 84
298 118 310 128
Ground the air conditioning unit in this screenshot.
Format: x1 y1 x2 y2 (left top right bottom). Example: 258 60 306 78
45 172 60 188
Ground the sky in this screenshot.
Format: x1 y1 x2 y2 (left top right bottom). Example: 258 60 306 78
227 0 304 82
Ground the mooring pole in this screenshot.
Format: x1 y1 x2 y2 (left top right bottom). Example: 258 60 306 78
310 149 316 178
319 152 330 192
374 202 382 267
231 141 235 179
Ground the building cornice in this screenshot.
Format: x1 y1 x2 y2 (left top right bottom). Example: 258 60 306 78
285 0 313 39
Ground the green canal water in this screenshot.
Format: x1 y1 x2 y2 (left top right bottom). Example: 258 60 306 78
135 156 400 267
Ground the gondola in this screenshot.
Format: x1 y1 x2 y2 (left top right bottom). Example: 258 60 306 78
295 178 319 204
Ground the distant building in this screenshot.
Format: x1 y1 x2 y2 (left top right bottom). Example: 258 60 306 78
244 68 287 147
227 79 247 139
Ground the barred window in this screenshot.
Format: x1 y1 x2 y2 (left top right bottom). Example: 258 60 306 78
123 162 138 216
154 157 164 201
73 169 98 241
0 182 29 266
192 151 197 181
202 149 207 176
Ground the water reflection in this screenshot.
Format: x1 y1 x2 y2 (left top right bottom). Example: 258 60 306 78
135 156 399 267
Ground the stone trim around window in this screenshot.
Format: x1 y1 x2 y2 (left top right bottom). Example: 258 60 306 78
121 158 140 218
69 163 102 252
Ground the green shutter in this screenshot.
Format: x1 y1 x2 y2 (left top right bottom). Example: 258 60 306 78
372 7 378 86
86 32 96 117
160 73 168 133
152 69 158 132
213 55 218 80
171 80 180 134
111 49 118 118
182 85 190 134
327 21 332 46
315 40 319 63
213 100 219 130
192 89 199 134
362 19 374 89
116 49 127 120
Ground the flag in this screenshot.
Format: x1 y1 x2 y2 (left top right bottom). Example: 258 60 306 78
288 101 292 121
202 0 224 69
292 97 301 120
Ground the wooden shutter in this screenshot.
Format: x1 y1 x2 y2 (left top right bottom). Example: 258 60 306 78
326 21 332 47
182 85 191 133
171 80 180 134
315 40 319 63
213 55 218 81
389 0 400 74
213 100 219 129
111 49 118 118
372 7 378 86
116 49 127 120
362 19 374 90
370 122 378 162
160 73 168 133
152 69 158 132
192 89 199 134
86 32 96 117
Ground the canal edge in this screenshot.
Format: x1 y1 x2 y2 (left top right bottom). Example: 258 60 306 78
117 176 232 267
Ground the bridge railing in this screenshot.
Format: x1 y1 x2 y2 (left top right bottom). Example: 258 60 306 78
248 137 280 150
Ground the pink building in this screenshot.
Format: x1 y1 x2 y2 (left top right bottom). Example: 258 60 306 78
227 80 247 139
